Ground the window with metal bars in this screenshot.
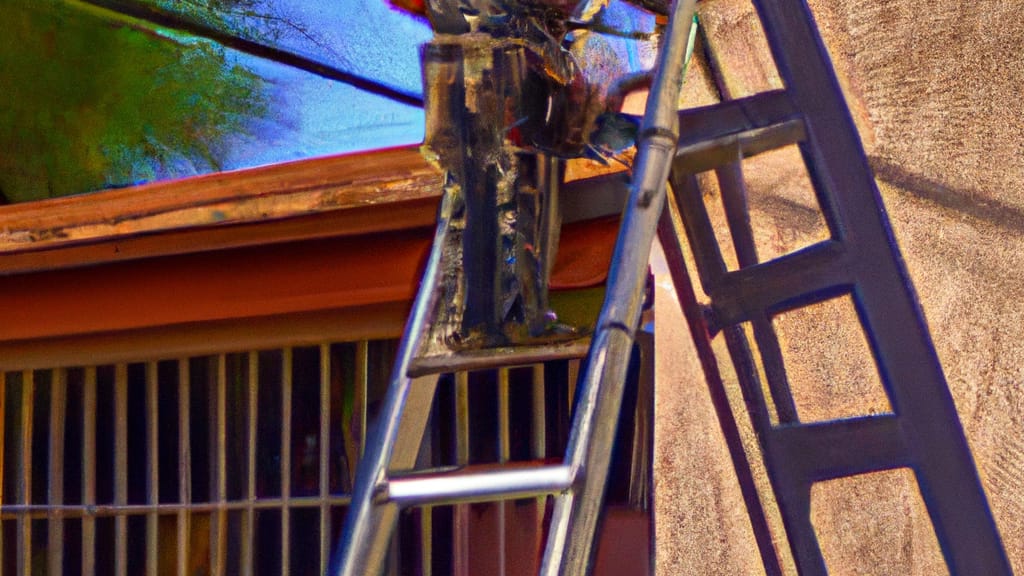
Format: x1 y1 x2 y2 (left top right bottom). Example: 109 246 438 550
0 333 652 575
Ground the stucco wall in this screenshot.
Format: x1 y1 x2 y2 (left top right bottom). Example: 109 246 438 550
654 0 1024 573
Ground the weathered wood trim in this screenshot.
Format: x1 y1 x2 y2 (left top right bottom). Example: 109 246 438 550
0 146 628 275
0 146 441 257
0 144 623 364
0 196 440 276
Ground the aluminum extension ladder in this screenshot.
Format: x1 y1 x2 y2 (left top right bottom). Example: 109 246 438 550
329 2 699 573
330 0 1012 574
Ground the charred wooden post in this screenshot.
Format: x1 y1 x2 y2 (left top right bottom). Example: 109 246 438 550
421 34 566 347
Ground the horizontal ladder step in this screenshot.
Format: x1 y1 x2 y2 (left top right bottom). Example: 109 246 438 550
767 414 911 483
707 240 849 329
408 338 589 377
675 89 806 173
383 463 574 507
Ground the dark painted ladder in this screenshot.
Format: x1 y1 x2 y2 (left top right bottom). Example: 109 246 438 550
656 0 1013 574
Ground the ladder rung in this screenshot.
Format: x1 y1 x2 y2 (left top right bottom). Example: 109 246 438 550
708 240 848 329
408 338 590 377
767 414 911 483
675 89 806 173
384 463 574 507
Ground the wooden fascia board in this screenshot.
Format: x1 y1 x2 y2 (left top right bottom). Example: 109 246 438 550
0 145 626 275
0 146 441 272
0 195 441 276
0 215 619 344
0 145 623 354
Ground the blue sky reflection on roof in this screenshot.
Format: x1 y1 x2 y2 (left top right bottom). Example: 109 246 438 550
0 0 654 203
0 0 429 202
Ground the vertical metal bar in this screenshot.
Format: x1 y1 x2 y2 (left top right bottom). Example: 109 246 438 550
0 372 5 571
331 188 454 576
566 360 579 413
455 372 470 466
453 371 470 576
319 343 332 575
281 348 293 576
241 351 259 576
497 368 511 576
530 365 546 460
82 367 97 576
48 369 68 576
355 340 369 459
447 41 502 338
343 340 369 504
177 359 192 576
210 355 227 576
541 2 697 573
420 508 433 576
0 372 5 507
115 364 128 576
17 370 33 576
497 369 511 463
146 362 160 575
530 364 547 572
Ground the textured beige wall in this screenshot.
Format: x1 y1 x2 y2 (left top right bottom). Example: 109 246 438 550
654 0 1024 573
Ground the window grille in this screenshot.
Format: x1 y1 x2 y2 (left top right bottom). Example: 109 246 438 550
0 333 651 575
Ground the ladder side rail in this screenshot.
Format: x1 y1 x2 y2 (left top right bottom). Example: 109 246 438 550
664 172 773 434
657 203 785 576
671 164 904 576
539 2 699 574
668 166 830 574
751 0 1012 573
330 191 456 576
715 159 799 423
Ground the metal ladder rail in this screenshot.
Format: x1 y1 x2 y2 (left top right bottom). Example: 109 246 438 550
328 188 454 576
329 2 700 574
539 1 700 573
654 0 1013 572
